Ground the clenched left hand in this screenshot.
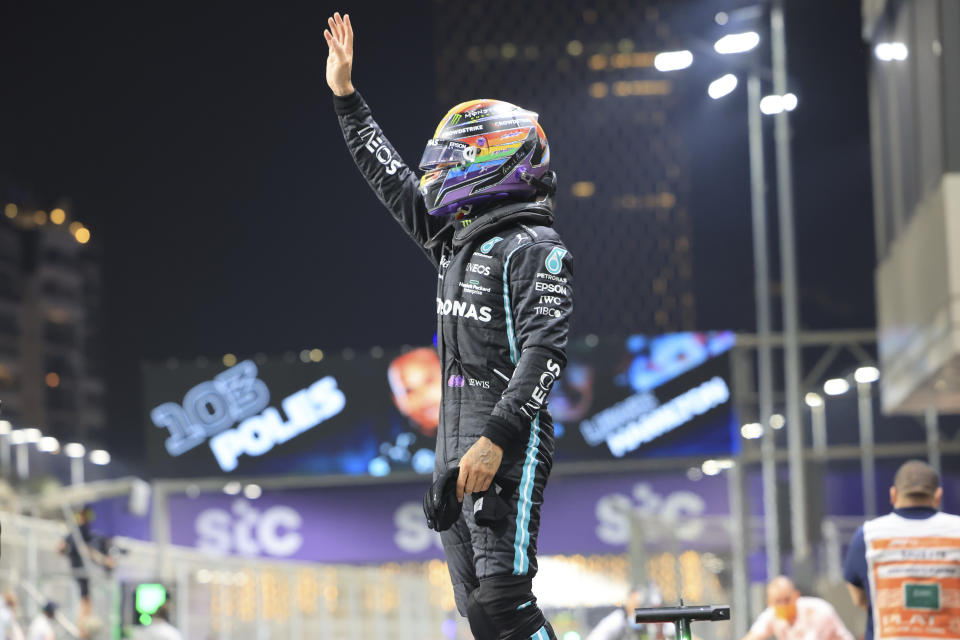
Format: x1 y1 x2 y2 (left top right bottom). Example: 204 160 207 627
456 436 503 501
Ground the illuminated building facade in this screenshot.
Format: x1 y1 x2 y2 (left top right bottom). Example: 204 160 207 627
0 199 105 438
432 0 696 334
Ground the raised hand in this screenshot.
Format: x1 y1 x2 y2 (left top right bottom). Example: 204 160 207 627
323 12 354 96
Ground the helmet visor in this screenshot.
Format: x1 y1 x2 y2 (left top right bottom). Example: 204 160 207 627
418 139 477 171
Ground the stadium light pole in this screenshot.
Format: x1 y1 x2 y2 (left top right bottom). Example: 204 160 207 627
746 71 781 579
65 442 86 485
704 55 781 580
705 3 804 577
855 367 880 518
804 393 827 457
771 0 809 564
10 430 29 480
924 406 941 475
725 459 750 639
0 420 11 480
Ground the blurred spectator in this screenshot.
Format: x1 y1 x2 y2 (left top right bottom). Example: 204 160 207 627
134 605 182 640
57 506 116 635
387 347 442 437
742 576 853 640
26 603 55 640
844 460 960 640
586 586 671 640
0 591 25 640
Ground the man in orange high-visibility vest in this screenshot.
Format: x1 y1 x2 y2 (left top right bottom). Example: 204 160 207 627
844 460 960 640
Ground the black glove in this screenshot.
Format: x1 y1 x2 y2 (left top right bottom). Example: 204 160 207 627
473 479 516 531
423 468 462 532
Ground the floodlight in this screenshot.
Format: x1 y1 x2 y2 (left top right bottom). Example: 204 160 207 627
64 442 86 458
708 74 738 99
804 392 823 408
760 95 784 115
740 423 763 439
654 50 693 72
38 436 60 453
823 378 850 396
875 42 908 62
714 32 760 55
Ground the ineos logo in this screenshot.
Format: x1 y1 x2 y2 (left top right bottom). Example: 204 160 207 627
466 263 491 276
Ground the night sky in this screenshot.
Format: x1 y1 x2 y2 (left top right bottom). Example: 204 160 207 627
0 0 873 457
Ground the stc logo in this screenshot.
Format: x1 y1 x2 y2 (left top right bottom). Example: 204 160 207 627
195 499 304 558
595 483 707 545
394 502 443 554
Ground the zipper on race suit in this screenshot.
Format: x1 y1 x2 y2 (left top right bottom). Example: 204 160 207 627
437 247 449 469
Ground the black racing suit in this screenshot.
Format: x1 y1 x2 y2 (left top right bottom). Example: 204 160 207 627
335 91 572 640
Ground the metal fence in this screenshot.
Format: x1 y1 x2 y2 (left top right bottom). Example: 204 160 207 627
1 505 870 640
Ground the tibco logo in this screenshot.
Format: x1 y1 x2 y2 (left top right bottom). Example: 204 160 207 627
436 298 493 323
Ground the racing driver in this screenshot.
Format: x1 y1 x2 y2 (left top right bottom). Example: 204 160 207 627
325 13 573 640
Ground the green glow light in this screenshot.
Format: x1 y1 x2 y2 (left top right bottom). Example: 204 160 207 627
135 583 167 616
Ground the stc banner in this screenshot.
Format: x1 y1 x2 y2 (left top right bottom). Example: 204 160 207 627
164 471 730 564
143 332 739 479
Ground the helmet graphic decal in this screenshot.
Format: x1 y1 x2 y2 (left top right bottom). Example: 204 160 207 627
418 99 551 216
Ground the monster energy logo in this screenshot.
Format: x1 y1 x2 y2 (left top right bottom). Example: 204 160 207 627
450 114 462 125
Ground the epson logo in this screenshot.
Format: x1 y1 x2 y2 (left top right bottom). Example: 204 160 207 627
436 298 493 323
534 282 568 294
465 262 491 276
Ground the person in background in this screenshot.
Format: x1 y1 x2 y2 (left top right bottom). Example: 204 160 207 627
57 505 117 632
388 347 443 437
26 603 55 640
0 592 25 640
742 576 853 640
844 459 960 640
586 587 672 640
135 605 182 640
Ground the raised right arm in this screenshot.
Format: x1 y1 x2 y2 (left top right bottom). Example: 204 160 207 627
325 13 444 266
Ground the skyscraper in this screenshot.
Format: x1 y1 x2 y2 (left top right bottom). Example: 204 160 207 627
0 200 105 439
431 0 696 335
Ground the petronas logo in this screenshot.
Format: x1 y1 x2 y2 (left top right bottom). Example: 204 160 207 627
544 247 567 274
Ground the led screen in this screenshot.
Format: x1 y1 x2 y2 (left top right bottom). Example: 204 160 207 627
143 331 737 478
